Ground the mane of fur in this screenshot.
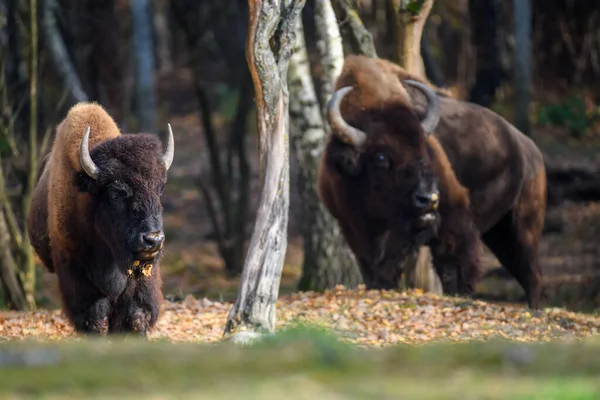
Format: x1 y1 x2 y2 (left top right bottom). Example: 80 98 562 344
46 102 121 259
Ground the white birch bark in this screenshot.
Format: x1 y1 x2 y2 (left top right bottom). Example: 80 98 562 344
290 16 362 291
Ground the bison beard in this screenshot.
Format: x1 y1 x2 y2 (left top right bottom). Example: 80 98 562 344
27 102 174 336
318 55 547 309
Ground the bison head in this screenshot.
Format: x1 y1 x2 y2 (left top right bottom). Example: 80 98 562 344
325 80 441 283
76 125 174 266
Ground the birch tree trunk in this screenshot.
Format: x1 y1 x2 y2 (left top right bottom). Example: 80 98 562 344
389 0 442 295
130 0 157 132
513 0 532 136
289 8 362 291
223 0 306 343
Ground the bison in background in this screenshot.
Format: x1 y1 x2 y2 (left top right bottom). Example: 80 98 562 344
27 102 174 335
318 55 546 309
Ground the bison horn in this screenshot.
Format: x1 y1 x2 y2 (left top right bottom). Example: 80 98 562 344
160 123 175 171
79 126 100 180
403 79 440 136
327 86 368 148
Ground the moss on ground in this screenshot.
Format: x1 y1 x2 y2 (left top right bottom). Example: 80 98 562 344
1 325 599 399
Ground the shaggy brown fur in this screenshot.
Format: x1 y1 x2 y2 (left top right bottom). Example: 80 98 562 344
27 102 171 335
318 55 546 308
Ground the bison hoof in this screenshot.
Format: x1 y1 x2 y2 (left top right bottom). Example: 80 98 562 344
129 310 152 336
76 317 109 335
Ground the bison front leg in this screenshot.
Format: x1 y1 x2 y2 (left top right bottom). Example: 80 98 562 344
116 273 162 337
55 265 111 335
430 217 483 297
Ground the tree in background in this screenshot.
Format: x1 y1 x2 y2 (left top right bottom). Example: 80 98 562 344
131 0 157 132
468 0 505 108
289 0 362 292
389 0 434 77
224 0 306 342
513 0 532 136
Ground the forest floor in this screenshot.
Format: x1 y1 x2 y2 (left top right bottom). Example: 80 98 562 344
2 65 600 347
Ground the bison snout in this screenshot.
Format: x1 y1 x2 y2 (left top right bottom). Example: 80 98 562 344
136 231 165 256
412 191 439 211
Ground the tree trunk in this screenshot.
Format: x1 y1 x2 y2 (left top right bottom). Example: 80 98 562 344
332 0 378 58
289 13 362 292
20 0 39 311
153 0 173 75
468 0 504 107
3 0 29 136
420 21 444 86
130 0 157 132
88 0 126 126
513 0 532 136
223 0 306 343
314 0 344 115
388 0 442 295
390 0 434 78
42 0 89 104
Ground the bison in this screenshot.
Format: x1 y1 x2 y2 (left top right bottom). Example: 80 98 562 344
318 55 546 309
27 102 174 335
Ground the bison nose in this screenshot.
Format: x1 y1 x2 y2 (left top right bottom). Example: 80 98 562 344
142 231 165 252
412 191 439 210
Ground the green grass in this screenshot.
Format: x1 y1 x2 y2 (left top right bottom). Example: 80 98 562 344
1 325 599 399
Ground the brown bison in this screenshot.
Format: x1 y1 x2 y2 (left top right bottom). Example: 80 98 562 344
27 102 174 335
318 55 546 309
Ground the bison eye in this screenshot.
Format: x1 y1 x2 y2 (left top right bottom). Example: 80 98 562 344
373 152 390 169
107 186 129 203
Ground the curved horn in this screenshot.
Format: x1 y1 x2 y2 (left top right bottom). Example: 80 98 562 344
79 126 100 180
403 79 440 136
327 86 368 148
160 123 175 171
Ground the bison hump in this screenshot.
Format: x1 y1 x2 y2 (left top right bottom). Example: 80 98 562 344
55 102 121 172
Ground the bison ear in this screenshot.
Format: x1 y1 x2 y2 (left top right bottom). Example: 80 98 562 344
330 146 363 177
